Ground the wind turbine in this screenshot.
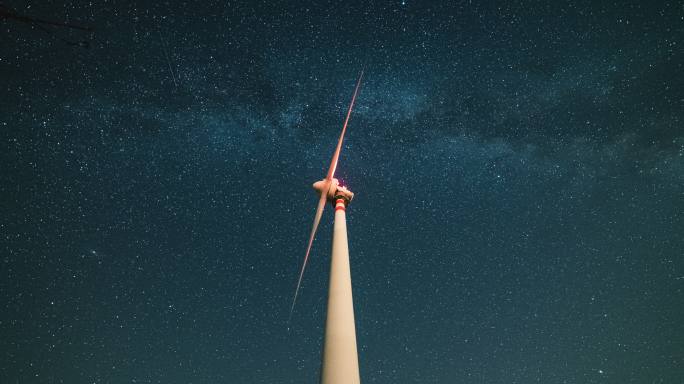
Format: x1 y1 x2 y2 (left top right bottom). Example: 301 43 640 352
290 71 364 384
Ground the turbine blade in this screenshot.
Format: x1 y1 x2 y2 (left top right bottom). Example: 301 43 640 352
289 70 364 323
290 186 329 317
325 69 364 181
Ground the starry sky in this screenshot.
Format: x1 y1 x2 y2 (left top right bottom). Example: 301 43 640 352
1 1 683 383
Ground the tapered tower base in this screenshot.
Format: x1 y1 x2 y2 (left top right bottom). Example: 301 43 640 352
320 193 360 384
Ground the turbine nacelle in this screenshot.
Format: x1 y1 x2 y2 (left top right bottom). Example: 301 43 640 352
313 178 354 204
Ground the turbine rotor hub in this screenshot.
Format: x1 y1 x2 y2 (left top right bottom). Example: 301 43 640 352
313 178 354 205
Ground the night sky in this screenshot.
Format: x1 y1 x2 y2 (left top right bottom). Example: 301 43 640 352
2 1 683 383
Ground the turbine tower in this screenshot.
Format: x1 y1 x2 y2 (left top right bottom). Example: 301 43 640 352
290 71 364 384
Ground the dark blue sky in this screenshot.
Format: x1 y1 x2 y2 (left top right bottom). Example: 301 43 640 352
1 1 683 383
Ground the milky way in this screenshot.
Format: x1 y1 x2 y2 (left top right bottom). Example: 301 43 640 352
1 1 682 383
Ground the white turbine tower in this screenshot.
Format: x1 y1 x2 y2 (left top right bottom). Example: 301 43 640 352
290 71 364 384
